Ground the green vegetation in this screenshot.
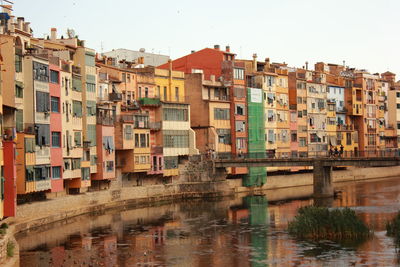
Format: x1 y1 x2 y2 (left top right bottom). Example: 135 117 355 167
0 223 8 229
7 241 14 257
386 211 400 246
288 206 370 240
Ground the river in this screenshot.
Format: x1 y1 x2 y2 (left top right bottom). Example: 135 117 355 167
17 177 400 266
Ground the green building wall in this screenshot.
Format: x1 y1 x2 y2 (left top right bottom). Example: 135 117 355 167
243 87 266 187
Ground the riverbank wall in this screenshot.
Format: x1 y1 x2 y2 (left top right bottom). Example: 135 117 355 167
2 165 400 265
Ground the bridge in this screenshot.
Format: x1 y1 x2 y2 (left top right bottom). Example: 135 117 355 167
212 150 400 198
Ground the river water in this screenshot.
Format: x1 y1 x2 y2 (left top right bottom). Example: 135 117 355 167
17 177 400 266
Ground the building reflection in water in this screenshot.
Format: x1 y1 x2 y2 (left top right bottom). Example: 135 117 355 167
18 178 400 266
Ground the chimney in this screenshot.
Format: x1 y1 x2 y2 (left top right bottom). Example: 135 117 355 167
305 61 309 70
50 28 57 41
252 53 257 72
25 22 30 33
214 44 220 50
264 58 270 71
225 46 230 53
17 17 24 30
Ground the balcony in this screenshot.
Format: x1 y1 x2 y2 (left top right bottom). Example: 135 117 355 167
96 115 114 126
117 115 135 123
336 107 348 113
149 121 161 131
109 92 122 102
72 65 81 75
210 95 230 102
123 100 140 110
337 124 354 131
139 97 161 106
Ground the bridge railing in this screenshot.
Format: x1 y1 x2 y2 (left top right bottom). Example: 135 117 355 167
212 149 400 160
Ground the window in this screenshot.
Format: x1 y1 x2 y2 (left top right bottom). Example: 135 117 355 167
138 87 142 98
82 167 90 181
235 104 245 115
36 91 50 112
164 156 178 170
34 166 50 181
72 77 82 92
214 108 230 120
266 76 275 86
122 73 126 82
87 125 96 146
127 74 131 83
15 84 23 98
86 100 96 116
310 133 321 143
156 86 160 97
134 133 149 148
235 121 246 132
346 132 352 146
298 111 303 118
86 83 96 92
25 138 35 153
51 97 60 113
234 68 244 80
398 123 400 130
163 86 167 100
103 136 115 152
217 129 231 144
163 130 189 148
26 166 34 182
299 137 307 147
236 137 246 149
397 104 400 109
163 108 188 121
74 132 82 147
124 125 133 140
145 87 149 98
50 70 59 84
85 52 95 66
72 100 82 117
33 61 49 82
52 132 61 147
234 87 245 98
15 54 22 73
396 92 400 98
267 110 275 122
16 109 23 132
134 115 149 128
52 166 61 179
72 158 81 170
268 129 275 143
106 161 114 172
175 87 179 101
291 131 297 142
35 124 50 146
297 97 302 104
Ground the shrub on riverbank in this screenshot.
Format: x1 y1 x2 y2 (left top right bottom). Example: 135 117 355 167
386 212 400 246
288 206 370 240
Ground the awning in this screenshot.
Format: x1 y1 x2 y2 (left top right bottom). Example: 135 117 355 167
15 81 24 88
329 135 337 146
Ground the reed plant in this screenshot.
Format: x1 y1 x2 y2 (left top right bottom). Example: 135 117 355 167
386 211 400 246
288 206 370 240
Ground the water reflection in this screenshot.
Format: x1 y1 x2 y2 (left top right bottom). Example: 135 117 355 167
18 177 400 266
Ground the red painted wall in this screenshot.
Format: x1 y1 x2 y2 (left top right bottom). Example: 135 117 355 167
158 48 225 80
3 141 16 217
94 125 116 180
50 64 63 192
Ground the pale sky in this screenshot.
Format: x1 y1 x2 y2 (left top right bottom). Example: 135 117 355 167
12 0 400 78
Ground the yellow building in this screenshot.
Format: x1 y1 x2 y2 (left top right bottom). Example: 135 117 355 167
154 65 198 177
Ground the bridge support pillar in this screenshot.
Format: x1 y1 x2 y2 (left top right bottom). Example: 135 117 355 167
313 161 333 198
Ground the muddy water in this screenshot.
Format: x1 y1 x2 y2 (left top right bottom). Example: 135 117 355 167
17 177 400 266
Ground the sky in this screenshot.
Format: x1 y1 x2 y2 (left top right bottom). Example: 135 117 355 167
11 0 400 77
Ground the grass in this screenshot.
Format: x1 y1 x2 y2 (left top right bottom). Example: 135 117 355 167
7 241 14 257
386 211 400 246
288 206 370 240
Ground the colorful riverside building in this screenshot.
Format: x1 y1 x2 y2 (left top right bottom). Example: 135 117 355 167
159 45 247 176
288 68 308 158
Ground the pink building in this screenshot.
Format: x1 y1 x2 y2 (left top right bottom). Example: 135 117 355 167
49 62 63 192
94 106 116 186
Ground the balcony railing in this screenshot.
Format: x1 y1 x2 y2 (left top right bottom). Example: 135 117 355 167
96 116 114 126
72 65 81 75
337 124 354 131
139 97 161 106
210 95 230 102
117 115 135 123
336 107 348 113
109 92 122 102
149 122 161 131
